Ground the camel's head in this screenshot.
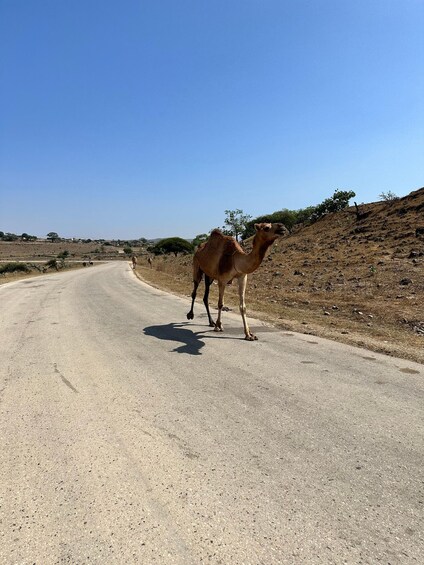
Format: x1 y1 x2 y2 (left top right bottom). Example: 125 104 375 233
254 223 289 240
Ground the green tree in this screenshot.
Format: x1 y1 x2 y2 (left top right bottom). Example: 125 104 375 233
312 189 356 221
123 246 133 256
21 233 37 241
223 209 252 241
3 233 18 241
47 231 60 242
192 233 209 248
151 237 194 256
242 209 297 239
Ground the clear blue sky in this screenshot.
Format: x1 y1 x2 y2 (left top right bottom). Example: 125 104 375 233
1 0 423 239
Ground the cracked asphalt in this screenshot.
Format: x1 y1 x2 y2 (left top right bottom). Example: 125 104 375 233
0 261 423 564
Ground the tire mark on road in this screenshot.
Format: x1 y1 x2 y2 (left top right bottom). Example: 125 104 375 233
53 363 79 393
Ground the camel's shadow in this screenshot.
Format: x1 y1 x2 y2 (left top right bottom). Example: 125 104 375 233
143 322 239 355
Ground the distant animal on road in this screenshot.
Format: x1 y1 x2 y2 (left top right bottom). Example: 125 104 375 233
186 223 288 340
131 256 137 269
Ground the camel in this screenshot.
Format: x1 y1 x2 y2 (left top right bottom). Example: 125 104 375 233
186 223 288 340
131 255 137 269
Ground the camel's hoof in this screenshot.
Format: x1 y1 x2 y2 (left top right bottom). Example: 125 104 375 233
209 321 215 327
187 312 194 320
245 334 258 341
214 324 223 332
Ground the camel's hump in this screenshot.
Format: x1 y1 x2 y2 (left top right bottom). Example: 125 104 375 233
201 230 244 255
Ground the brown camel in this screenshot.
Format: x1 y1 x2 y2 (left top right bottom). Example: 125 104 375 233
186 223 288 340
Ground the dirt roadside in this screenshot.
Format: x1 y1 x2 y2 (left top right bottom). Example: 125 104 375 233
134 261 424 365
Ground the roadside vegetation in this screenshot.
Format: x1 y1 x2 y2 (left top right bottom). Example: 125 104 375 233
0 262 31 274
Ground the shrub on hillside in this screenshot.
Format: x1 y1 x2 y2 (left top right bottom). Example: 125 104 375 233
45 259 60 270
312 190 356 221
0 262 31 274
379 191 399 202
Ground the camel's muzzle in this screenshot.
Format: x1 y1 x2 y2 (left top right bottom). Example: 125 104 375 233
275 224 289 235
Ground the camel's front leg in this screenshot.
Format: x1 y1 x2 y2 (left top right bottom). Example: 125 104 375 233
214 281 226 332
203 275 216 327
238 275 257 341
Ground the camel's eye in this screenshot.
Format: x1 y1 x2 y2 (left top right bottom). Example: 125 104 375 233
263 225 271 232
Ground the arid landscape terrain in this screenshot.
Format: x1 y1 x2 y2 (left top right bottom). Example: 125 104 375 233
135 188 424 364
2 187 423 363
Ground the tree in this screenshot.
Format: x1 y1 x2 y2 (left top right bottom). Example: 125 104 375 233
151 237 194 256
312 189 356 221
2 232 18 241
242 209 297 239
295 206 317 225
19 233 37 241
223 209 252 241
192 233 209 248
123 246 133 256
47 231 60 242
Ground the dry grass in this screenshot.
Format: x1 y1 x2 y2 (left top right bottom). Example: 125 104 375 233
136 188 424 364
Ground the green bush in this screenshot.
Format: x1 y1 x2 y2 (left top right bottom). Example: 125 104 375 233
0 262 31 274
151 237 194 256
312 190 355 221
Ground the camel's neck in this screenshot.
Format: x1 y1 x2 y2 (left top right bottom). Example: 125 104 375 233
235 235 275 274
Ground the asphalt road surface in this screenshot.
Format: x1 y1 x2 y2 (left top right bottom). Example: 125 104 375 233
0 261 422 564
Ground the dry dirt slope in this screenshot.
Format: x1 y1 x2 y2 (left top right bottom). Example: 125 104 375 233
136 187 424 364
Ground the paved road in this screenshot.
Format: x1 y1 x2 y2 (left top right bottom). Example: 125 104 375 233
0 261 422 564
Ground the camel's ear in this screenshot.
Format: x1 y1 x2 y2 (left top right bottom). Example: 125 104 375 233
254 223 260 231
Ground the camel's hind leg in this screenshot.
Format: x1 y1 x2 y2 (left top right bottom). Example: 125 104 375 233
238 274 257 340
203 275 215 327
214 281 226 332
186 262 203 320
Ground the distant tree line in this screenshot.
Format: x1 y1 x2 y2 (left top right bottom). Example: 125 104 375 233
1 189 360 258
217 189 356 241
0 231 152 247
163 189 357 257
0 231 38 241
